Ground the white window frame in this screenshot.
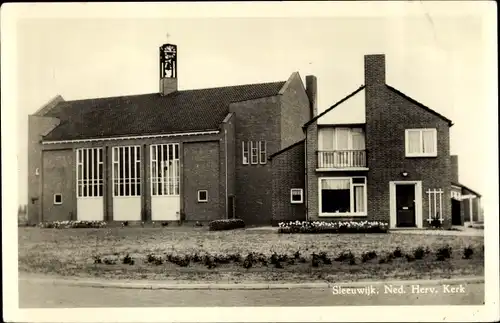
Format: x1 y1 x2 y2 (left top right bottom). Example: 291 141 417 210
318 176 367 217
250 141 258 164
405 128 438 157
112 145 142 197
150 143 180 196
53 193 63 205
318 127 365 151
259 141 267 164
290 188 303 204
198 190 208 202
76 147 104 198
242 141 249 165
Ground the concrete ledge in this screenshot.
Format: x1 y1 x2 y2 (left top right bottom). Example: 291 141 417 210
19 275 484 291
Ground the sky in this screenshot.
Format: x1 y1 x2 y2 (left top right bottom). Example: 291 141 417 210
9 3 497 214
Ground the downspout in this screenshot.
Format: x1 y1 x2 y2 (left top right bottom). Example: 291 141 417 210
225 128 228 219
304 126 309 222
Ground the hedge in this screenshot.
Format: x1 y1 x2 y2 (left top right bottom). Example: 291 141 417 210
278 220 389 234
39 220 107 229
209 219 245 231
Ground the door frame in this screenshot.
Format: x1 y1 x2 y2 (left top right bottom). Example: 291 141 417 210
389 181 423 229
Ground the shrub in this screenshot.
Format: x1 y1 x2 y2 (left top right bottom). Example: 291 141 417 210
361 251 377 263
39 220 107 229
277 220 389 234
436 245 452 261
334 251 355 263
123 254 134 265
209 219 245 231
463 246 474 259
392 247 403 258
413 246 425 260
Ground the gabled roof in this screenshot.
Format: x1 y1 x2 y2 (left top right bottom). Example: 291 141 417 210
452 182 482 198
386 85 454 126
268 139 305 161
41 81 286 141
302 85 365 129
302 83 453 129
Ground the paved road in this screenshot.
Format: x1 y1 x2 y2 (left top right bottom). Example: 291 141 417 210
19 279 484 308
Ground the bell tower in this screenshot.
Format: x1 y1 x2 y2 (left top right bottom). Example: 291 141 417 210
159 43 178 96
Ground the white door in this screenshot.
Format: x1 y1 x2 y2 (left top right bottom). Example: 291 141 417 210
151 143 180 221
76 148 104 221
112 146 142 221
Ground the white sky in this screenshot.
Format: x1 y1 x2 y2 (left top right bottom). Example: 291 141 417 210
6 3 497 215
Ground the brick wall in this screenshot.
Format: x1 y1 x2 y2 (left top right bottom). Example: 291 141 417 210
27 114 60 224
183 141 221 221
230 96 281 225
280 73 310 149
220 113 236 218
364 54 453 228
305 75 319 221
451 155 459 183
41 149 75 222
36 133 226 223
271 141 306 225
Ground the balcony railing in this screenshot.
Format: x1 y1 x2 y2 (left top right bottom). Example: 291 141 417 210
317 150 367 169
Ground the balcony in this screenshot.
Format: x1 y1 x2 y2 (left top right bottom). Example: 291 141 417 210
317 150 368 171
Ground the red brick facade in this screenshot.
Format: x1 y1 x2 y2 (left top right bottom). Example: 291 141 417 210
272 54 459 229
28 73 310 225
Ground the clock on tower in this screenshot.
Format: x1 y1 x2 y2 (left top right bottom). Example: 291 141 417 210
160 44 177 79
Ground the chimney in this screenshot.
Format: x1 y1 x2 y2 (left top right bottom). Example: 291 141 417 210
159 43 178 96
451 155 459 183
364 54 386 86
305 75 318 118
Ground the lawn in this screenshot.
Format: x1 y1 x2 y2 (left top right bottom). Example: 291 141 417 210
18 226 484 283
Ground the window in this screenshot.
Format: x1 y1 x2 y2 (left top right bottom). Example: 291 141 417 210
319 177 367 216
242 141 249 165
112 146 141 197
259 141 267 164
290 189 303 204
405 129 437 157
250 141 258 164
198 190 208 202
151 144 180 196
76 148 104 198
53 194 62 205
318 127 365 151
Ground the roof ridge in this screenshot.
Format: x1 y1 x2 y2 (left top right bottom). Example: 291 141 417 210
302 85 365 129
58 80 286 104
268 139 306 160
385 84 453 126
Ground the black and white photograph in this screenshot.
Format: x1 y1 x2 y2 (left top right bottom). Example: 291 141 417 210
2 1 498 322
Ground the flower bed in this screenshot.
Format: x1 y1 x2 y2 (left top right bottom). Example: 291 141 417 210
92 244 480 270
208 219 245 231
39 220 107 229
278 220 389 234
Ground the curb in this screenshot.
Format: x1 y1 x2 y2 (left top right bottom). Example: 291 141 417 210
20 276 484 291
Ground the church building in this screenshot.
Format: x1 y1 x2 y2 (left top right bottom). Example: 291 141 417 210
27 43 314 225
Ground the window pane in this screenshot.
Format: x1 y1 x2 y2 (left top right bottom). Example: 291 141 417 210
407 131 421 153
352 177 365 184
320 128 334 150
152 145 157 160
321 178 350 190
351 132 365 150
354 185 365 213
321 189 350 213
98 184 103 197
422 130 436 154
131 179 136 196
336 128 349 150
